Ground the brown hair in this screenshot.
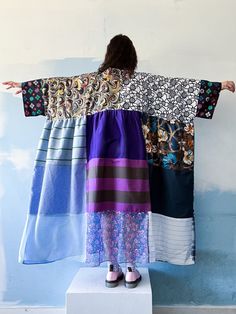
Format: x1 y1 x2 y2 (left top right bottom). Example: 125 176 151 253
98 34 138 77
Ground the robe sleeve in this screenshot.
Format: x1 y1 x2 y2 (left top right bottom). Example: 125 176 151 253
143 73 221 123
196 80 222 119
21 78 49 117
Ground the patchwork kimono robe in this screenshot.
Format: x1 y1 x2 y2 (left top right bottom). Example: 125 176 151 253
18 67 221 266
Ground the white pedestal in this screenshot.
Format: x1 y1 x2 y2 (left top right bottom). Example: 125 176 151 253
66 267 152 314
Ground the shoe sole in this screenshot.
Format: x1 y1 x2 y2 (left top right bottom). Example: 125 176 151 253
124 274 142 289
105 272 124 288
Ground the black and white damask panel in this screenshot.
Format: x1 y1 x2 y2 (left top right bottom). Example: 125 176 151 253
118 71 149 113
119 72 201 124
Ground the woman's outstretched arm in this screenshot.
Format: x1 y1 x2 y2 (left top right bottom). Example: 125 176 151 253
2 78 235 119
2 79 235 94
221 80 235 92
2 81 22 94
2 79 46 116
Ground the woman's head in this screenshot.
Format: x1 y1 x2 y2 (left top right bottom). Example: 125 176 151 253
98 34 137 77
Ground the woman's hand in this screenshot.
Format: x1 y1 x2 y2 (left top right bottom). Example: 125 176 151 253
221 80 235 93
2 81 22 95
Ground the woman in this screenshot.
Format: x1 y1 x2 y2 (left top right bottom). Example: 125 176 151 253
3 34 235 289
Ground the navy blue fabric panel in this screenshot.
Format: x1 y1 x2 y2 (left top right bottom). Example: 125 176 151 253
148 163 194 218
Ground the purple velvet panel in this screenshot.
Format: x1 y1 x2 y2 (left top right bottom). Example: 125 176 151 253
86 109 146 160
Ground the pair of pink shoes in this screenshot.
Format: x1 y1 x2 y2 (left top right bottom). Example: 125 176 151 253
105 264 142 289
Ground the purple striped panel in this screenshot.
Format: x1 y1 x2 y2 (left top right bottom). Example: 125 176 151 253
86 158 148 169
87 202 151 212
87 178 149 192
86 157 151 213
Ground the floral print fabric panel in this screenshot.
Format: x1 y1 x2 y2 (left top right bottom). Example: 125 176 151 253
141 114 194 218
86 210 149 266
21 79 47 116
141 114 194 171
196 80 222 119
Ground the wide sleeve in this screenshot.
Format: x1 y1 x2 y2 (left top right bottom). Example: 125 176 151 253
142 73 221 123
195 80 222 119
21 78 49 117
21 74 89 119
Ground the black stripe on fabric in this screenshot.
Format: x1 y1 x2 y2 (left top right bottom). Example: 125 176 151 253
87 166 149 180
148 164 194 218
35 157 86 162
43 125 86 131
37 147 86 151
87 190 150 204
40 135 85 141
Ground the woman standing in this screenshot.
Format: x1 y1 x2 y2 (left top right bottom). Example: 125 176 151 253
3 34 235 289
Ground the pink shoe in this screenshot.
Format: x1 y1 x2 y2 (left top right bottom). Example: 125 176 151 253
124 267 142 288
105 264 124 288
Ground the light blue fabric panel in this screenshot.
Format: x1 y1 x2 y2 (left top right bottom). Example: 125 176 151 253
28 163 86 215
18 213 87 264
18 117 87 264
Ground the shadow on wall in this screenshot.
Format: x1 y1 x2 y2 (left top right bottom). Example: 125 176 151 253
150 249 236 306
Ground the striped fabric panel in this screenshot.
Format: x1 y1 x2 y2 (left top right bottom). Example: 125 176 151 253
35 117 87 166
86 158 151 213
87 166 149 180
87 178 149 191
87 190 150 203
148 212 195 265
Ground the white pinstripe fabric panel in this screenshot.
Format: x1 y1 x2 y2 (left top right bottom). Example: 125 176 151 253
148 212 195 265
